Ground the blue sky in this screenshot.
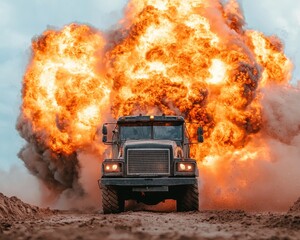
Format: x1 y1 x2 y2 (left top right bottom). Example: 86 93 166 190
1 0 300 172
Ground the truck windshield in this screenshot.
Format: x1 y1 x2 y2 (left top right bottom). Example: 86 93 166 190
153 125 182 141
120 126 151 140
120 124 182 141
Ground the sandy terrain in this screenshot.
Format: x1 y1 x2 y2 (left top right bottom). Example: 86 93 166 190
1 193 300 240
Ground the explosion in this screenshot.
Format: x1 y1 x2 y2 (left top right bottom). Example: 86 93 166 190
17 0 300 210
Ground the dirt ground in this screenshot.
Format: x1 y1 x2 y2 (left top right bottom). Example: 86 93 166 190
1 193 300 240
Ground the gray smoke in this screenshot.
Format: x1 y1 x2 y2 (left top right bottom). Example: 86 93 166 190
16 114 85 208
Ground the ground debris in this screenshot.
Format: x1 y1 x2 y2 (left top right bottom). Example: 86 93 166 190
265 214 300 230
0 192 300 240
202 209 248 224
0 192 53 220
288 198 300 215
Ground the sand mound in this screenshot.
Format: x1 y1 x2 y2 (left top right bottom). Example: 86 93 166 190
0 193 51 220
288 197 300 214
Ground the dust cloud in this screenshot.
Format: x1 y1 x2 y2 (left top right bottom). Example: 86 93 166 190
200 83 300 211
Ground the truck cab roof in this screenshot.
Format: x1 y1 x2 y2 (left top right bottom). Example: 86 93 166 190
117 115 185 124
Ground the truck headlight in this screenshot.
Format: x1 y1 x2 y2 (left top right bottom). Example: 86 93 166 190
176 162 195 172
103 163 122 173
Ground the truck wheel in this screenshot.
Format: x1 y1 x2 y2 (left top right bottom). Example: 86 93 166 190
102 186 124 214
177 183 199 212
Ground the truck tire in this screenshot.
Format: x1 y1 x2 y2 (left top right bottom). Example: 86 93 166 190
176 183 199 212
102 185 124 214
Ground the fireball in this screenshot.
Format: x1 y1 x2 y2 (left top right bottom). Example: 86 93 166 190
17 0 293 209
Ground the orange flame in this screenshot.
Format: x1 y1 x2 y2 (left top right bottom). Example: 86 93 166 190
19 0 293 209
22 24 111 154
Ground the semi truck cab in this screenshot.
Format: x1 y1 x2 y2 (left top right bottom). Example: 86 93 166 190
99 115 203 213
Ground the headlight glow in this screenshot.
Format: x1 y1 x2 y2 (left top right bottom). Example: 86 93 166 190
177 162 195 172
103 163 121 173
179 163 186 171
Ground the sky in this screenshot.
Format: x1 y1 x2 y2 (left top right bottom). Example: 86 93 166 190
0 0 300 173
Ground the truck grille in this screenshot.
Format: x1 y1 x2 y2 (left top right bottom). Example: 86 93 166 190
127 148 170 176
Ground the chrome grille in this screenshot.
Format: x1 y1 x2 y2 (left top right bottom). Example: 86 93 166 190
127 148 170 175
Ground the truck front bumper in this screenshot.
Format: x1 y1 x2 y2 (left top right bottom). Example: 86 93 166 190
99 177 197 187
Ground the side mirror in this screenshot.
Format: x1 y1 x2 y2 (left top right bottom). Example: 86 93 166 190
102 125 108 135
197 127 204 143
197 127 203 135
102 135 107 143
197 135 204 143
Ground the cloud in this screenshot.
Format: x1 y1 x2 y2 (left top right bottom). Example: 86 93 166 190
0 1 14 27
0 30 30 50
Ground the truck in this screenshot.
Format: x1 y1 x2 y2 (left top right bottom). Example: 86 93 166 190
99 115 203 214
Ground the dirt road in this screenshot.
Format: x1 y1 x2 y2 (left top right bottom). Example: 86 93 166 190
1 209 300 240
1 193 300 239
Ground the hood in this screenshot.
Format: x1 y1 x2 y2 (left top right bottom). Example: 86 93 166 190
124 139 175 146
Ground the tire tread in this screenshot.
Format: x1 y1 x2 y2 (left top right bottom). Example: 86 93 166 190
177 183 199 212
102 186 124 214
